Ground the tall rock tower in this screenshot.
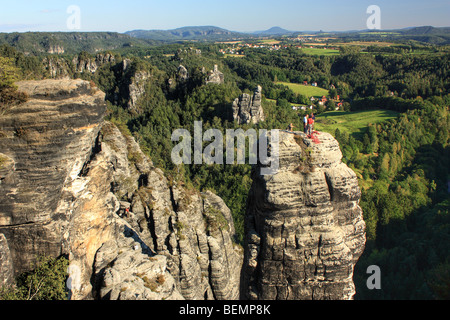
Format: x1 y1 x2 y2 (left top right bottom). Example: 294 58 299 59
232 86 265 125
241 131 366 300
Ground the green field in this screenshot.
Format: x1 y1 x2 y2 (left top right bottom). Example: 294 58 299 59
314 110 399 137
276 81 329 98
300 47 340 56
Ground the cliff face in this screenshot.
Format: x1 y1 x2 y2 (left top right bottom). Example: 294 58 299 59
0 79 107 275
92 123 242 300
241 131 366 300
0 79 241 300
72 53 116 74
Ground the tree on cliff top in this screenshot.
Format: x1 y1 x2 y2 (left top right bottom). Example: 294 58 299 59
0 56 20 89
0 56 27 110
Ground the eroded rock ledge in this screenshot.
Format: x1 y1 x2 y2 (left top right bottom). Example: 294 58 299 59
241 131 366 300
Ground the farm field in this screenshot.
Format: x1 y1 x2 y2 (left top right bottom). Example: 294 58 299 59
314 109 399 137
275 81 329 97
300 47 340 56
257 39 282 44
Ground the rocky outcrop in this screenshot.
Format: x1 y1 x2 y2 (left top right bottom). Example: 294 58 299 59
241 131 366 300
177 65 189 82
0 79 242 300
42 53 115 80
47 45 65 54
232 86 265 124
72 53 115 74
206 65 224 85
90 122 242 300
91 219 184 300
120 59 151 111
127 70 150 111
42 57 71 79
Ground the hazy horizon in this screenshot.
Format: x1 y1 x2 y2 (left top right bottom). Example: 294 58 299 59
0 0 449 33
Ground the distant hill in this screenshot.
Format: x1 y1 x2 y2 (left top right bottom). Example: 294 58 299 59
126 26 250 42
125 25 299 42
125 25 450 44
0 32 155 55
399 26 450 35
254 26 295 35
395 26 450 44
312 26 450 45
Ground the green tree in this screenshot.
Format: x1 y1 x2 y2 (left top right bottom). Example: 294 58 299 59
0 56 20 89
0 56 27 110
0 256 69 300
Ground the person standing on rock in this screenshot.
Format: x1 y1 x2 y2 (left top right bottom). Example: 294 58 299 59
307 115 314 136
303 114 309 133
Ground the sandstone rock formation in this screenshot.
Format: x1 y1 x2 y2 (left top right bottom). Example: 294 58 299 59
232 86 265 124
0 79 241 300
0 79 107 277
177 65 189 82
43 57 71 79
90 122 242 300
119 58 151 111
72 53 115 74
241 131 366 300
127 70 150 111
206 65 224 85
47 45 65 54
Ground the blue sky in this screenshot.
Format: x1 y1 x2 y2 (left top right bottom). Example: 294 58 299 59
0 0 449 33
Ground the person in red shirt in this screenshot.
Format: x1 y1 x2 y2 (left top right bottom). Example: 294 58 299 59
307 116 314 135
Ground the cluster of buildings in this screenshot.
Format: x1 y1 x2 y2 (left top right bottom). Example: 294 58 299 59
291 82 345 112
218 42 292 56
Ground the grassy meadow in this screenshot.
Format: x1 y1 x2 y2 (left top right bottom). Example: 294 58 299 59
300 47 340 56
314 109 399 137
275 81 329 97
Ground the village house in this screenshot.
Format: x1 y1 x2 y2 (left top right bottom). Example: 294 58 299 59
318 96 328 106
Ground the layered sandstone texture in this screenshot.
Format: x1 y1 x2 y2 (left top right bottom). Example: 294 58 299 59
241 131 366 300
0 79 107 276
